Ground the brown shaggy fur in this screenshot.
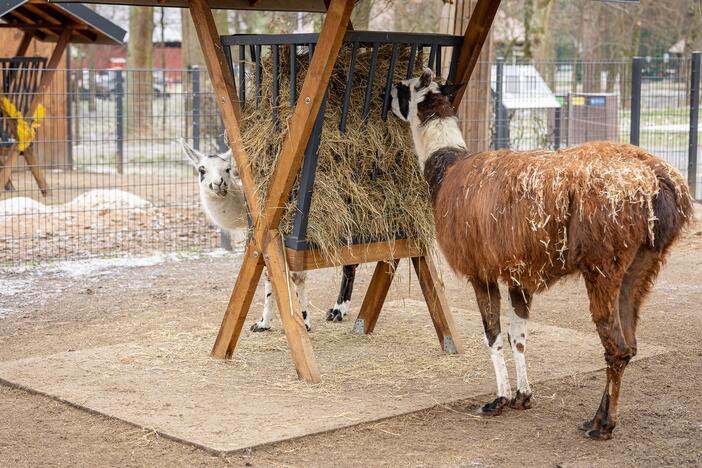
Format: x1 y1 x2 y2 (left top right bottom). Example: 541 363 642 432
434 142 693 292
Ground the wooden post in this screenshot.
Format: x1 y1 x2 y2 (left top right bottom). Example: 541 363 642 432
15 32 33 56
0 29 70 194
450 0 501 108
412 255 464 354
187 0 261 216
203 0 354 381
264 230 320 383
353 259 400 335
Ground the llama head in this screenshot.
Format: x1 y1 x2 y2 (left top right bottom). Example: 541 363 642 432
181 140 236 198
387 68 464 123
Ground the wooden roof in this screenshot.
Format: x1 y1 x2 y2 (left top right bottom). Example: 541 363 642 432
0 0 126 44
49 0 329 12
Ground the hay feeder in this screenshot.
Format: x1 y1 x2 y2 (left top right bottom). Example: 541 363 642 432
55 0 501 384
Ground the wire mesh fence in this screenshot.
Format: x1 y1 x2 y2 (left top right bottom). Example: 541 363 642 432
1 54 700 266
0 67 225 266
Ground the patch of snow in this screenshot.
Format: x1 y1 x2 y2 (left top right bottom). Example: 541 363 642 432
0 278 32 296
45 255 165 278
0 197 53 216
63 189 152 211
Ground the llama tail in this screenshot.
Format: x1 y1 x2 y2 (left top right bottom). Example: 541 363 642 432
649 164 694 252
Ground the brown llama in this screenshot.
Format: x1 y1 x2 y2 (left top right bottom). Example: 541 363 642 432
386 68 694 440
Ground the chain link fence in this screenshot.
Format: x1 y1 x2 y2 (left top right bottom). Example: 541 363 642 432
1 54 700 266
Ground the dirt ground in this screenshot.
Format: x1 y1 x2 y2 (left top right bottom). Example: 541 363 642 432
0 206 701 467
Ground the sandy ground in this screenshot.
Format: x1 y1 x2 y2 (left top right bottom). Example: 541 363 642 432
0 206 700 467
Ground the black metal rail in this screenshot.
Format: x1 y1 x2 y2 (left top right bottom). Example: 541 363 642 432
221 31 464 251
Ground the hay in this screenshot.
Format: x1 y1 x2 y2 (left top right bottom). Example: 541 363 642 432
240 44 434 262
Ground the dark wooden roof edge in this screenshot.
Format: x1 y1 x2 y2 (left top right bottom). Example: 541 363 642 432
0 0 126 44
48 0 328 13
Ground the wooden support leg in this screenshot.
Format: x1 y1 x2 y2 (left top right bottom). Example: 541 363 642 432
23 147 49 196
211 243 265 359
412 255 464 354
353 259 400 335
264 231 321 384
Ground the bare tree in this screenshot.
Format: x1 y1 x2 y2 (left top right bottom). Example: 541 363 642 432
127 6 153 136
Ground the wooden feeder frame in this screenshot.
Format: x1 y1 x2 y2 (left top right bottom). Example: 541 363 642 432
52 0 500 383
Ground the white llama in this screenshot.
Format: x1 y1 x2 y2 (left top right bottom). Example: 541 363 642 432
182 141 356 331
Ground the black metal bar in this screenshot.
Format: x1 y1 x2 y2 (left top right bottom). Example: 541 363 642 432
494 57 508 149
65 45 72 171
340 41 359 133
238 44 245 106
363 42 380 121
554 106 561 150
255 44 262 109
221 31 464 47
448 45 460 83
290 92 328 247
114 69 124 175
406 43 418 79
630 56 642 146
435 45 442 77
688 51 700 199
309 42 315 60
382 44 399 121
272 44 279 126
428 44 437 71
290 44 297 105
192 66 201 151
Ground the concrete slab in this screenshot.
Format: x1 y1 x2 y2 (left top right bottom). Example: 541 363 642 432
0 299 667 453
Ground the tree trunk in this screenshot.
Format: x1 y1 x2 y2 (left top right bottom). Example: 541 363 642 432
127 6 153 136
351 0 372 30
580 1 601 93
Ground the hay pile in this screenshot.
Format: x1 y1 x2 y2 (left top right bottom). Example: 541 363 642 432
240 45 434 262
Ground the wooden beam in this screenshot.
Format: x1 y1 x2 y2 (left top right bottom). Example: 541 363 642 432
188 0 261 218
451 0 501 108
264 230 321 384
0 29 69 193
353 259 400 335
252 0 355 248
15 32 33 56
412 255 464 354
286 239 422 271
211 244 265 358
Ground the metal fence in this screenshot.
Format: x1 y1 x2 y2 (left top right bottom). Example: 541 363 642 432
0 67 225 265
0 54 700 266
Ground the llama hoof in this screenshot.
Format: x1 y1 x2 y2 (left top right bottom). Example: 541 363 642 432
250 322 271 332
585 427 614 441
477 396 509 416
326 308 344 322
578 418 599 432
509 391 532 410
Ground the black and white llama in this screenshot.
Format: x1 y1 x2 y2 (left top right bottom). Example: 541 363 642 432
181 141 356 331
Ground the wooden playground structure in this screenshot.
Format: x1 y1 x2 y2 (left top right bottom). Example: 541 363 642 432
0 0 125 195
51 0 500 384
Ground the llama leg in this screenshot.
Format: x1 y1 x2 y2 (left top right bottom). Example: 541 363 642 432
581 275 633 440
291 271 311 332
327 264 357 322
618 249 663 357
508 287 532 410
472 280 511 416
251 268 274 332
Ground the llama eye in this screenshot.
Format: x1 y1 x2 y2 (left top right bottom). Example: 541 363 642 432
225 168 231 174
198 167 206 175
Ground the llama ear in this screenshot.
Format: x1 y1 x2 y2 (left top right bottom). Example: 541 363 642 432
418 67 434 89
180 139 203 167
439 83 465 97
222 148 233 162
